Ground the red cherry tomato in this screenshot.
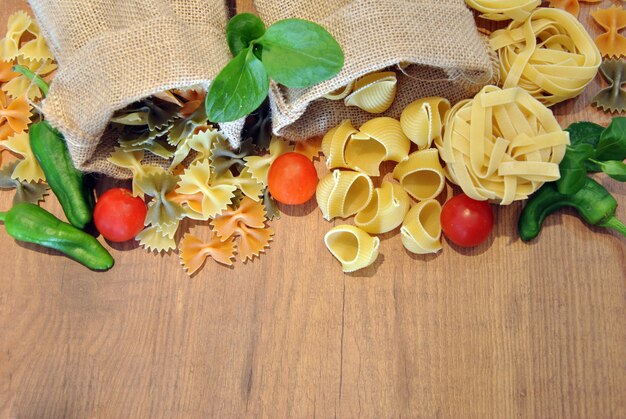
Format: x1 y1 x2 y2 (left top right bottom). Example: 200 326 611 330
440 193 494 247
268 152 319 205
94 188 148 242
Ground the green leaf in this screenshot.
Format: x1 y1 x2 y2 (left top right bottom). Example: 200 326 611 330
565 121 604 148
556 144 595 195
258 19 344 88
595 117 626 162
227 13 266 56
591 159 626 182
206 47 269 123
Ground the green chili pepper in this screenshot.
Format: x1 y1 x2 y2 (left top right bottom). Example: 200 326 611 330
0 203 114 271
519 177 626 241
29 121 94 229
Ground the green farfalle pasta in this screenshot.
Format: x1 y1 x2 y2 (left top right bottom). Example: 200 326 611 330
135 169 185 228
0 160 48 205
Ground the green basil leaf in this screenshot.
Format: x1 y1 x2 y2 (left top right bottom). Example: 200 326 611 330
565 121 604 148
595 117 626 161
206 47 269 123
227 13 266 56
556 144 595 194
258 19 344 88
591 159 626 182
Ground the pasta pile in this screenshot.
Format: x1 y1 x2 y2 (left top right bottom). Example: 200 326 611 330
318 94 452 272
489 7 601 106
439 85 568 205
0 11 52 204
324 71 398 114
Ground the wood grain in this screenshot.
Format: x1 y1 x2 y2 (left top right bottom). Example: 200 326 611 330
1 0 624 417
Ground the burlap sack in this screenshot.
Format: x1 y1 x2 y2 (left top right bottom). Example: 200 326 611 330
28 0 231 178
253 0 496 141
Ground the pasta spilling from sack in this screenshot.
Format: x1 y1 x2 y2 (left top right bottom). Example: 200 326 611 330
344 71 398 114
490 8 601 106
316 170 374 221
400 97 450 150
393 149 446 201
465 0 540 21
401 199 443 255
324 225 380 273
354 181 410 234
439 86 569 205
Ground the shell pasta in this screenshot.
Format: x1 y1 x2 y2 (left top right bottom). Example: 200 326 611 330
400 97 450 150
393 148 446 201
316 170 374 221
324 225 380 273
401 200 443 254
355 181 410 234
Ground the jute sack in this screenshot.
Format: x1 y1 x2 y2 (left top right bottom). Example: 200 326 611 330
253 0 496 141
28 0 231 178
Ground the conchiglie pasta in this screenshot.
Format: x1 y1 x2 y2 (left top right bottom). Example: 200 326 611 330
345 117 410 176
465 0 540 22
324 225 380 273
393 148 446 201
400 97 450 150
323 81 354 100
355 181 410 234
344 71 398 114
401 200 443 254
316 170 374 221
321 119 358 170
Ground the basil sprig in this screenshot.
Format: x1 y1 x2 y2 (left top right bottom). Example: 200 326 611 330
206 13 344 123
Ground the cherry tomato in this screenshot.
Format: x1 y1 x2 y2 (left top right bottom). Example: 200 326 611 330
94 188 147 242
268 152 318 205
440 193 494 247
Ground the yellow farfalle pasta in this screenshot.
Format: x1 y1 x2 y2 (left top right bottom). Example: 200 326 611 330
344 117 410 176
324 225 380 273
212 167 264 201
0 11 31 61
439 86 569 205
2 57 57 101
401 199 443 255
323 81 354 100
176 159 236 219
243 137 292 187
354 181 410 234
2 132 44 182
400 97 450 150
321 119 357 170
465 0 540 21
344 71 397 114
136 224 177 253
316 170 374 221
393 148 446 201
19 21 54 62
294 136 322 161
490 7 601 106
107 148 161 197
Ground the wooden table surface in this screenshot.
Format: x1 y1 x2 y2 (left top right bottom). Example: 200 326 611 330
1 1 624 417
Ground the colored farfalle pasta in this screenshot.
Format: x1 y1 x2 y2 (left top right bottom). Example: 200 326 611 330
135 224 177 253
316 170 374 221
244 137 292 187
344 71 398 114
107 148 162 197
0 11 31 61
465 0 540 21
179 232 236 274
439 86 569 205
591 5 626 59
0 89 31 141
354 181 410 234
135 169 185 229
400 97 450 150
2 132 45 182
324 225 380 273
3 57 57 101
401 199 443 255
294 136 322 161
593 59 626 113
393 148 446 201
547 0 601 18
490 7 601 106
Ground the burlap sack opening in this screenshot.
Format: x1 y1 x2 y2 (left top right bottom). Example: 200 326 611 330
254 0 496 141
28 0 232 178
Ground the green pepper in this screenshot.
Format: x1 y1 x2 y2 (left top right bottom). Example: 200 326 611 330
519 177 626 241
0 203 113 271
29 121 95 229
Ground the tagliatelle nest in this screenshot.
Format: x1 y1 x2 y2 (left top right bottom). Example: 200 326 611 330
438 86 569 205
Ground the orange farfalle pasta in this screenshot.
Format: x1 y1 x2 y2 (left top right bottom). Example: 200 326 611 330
179 232 236 274
0 60 17 83
592 5 626 58
0 90 31 141
294 136 323 161
548 0 601 18
211 197 273 262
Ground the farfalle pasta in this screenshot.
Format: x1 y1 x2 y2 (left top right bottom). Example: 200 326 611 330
316 170 373 221
2 57 57 101
135 224 177 253
2 132 45 182
135 170 185 229
0 11 30 61
400 97 450 150
490 8 601 106
593 59 626 113
107 148 161 197
465 0 540 21
0 90 31 141
212 167 264 202
591 6 626 59
393 149 446 201
244 137 292 187
294 136 322 161
179 232 236 274
439 86 569 205
344 71 398 114
547 0 601 18
324 225 380 273
401 199 443 255
354 181 410 234
176 159 236 219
